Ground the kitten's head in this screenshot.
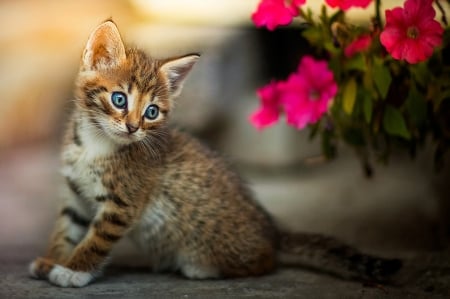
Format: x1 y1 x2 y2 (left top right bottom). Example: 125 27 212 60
74 20 199 145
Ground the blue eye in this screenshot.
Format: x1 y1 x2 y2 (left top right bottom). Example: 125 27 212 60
111 92 127 109
144 105 159 120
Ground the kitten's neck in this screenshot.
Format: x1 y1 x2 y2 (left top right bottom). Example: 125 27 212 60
76 112 119 159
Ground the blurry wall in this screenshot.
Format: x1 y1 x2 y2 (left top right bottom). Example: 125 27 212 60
0 0 422 151
0 0 262 150
0 0 132 148
0 0 449 254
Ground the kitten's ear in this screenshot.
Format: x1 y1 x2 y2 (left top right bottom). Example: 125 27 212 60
159 54 200 98
82 20 126 71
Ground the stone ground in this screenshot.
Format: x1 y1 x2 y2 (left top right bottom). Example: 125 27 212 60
2 245 450 299
1 253 446 299
1 144 450 298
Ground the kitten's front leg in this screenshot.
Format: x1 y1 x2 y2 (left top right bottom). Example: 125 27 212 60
47 196 137 287
30 185 91 280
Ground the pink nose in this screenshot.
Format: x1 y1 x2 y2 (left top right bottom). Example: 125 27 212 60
126 123 139 134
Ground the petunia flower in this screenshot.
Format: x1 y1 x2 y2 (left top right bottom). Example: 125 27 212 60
344 33 373 58
380 0 443 64
249 81 282 130
250 56 338 131
251 0 306 31
325 0 372 11
280 56 338 129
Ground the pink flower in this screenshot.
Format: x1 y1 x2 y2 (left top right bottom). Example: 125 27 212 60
249 56 338 130
380 0 443 64
251 0 306 31
325 0 372 10
249 81 282 129
281 56 338 129
344 34 373 58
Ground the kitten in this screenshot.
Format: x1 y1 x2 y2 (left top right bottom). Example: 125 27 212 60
29 20 401 288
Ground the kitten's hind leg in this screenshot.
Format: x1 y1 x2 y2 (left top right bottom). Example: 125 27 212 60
177 237 276 279
180 263 220 280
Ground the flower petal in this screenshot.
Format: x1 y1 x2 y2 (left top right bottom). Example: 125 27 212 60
345 34 372 58
281 56 337 129
325 0 372 11
251 0 301 31
249 106 280 130
380 0 443 64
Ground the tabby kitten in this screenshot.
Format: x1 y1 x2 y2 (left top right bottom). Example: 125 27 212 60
29 20 401 287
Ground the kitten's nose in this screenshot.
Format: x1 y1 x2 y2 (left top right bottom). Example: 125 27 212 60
126 123 139 134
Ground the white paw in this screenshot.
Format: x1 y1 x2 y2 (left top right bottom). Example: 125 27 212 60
70 271 94 287
28 261 39 278
181 264 219 280
48 265 94 287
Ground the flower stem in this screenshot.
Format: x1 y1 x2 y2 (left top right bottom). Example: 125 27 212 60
375 0 382 27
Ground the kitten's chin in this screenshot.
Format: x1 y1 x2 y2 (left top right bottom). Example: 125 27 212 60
103 129 138 146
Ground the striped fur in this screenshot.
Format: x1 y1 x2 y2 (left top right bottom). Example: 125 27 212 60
29 20 401 288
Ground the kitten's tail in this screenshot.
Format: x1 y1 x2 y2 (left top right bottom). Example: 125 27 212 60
277 231 402 282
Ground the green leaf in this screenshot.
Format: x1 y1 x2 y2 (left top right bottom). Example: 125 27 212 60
302 27 321 45
345 53 366 72
362 67 375 95
324 41 340 55
383 105 411 139
410 62 431 87
320 4 328 23
373 60 392 99
362 91 373 123
406 86 427 126
342 78 357 115
328 57 341 79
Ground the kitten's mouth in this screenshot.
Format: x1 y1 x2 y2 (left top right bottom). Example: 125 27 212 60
109 130 137 144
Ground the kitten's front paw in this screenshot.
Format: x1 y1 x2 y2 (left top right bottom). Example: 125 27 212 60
48 265 94 288
29 257 55 279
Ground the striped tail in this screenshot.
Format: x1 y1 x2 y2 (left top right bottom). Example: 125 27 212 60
277 231 402 282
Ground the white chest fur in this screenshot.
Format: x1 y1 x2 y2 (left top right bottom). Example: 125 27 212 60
61 122 118 200
61 153 106 200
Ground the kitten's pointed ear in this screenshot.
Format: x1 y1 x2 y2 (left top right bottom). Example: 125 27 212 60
82 20 126 71
160 54 200 98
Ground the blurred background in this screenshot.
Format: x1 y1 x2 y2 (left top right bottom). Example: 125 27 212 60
0 0 449 277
